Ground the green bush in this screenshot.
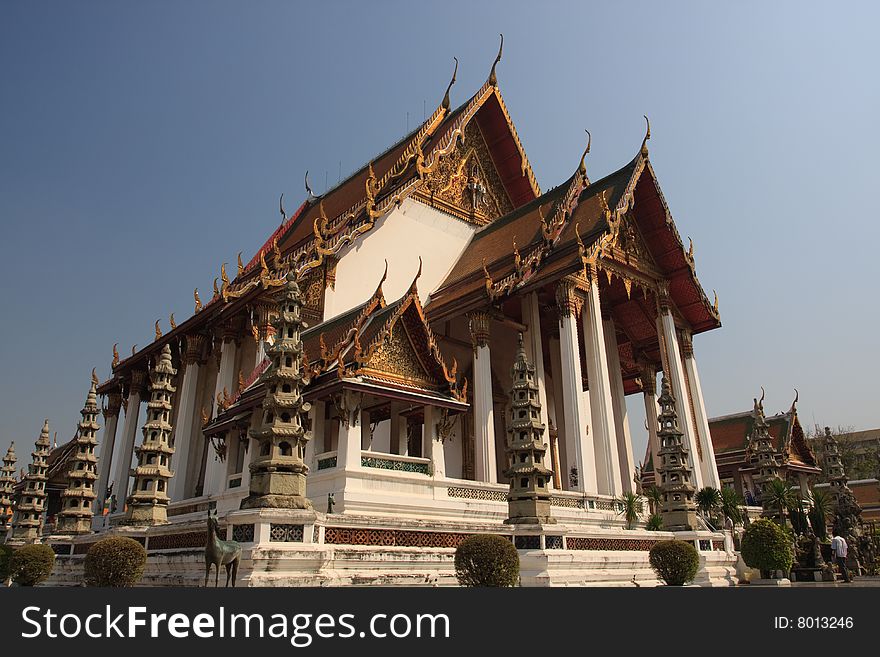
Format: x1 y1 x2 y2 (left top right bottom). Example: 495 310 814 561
0 544 13 581
10 544 56 586
84 536 147 587
648 540 699 586
454 534 519 587
645 514 664 531
741 517 793 576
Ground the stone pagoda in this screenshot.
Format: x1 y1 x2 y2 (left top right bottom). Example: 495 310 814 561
821 426 848 493
125 343 176 525
822 427 863 570
10 420 52 543
56 375 101 534
655 377 697 531
0 442 16 531
745 392 782 517
504 334 554 524
241 270 313 510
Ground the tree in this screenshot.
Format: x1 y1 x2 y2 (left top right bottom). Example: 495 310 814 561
808 488 833 540
615 491 643 530
741 518 794 578
719 487 745 527
648 540 700 586
764 479 798 527
695 487 722 529
645 486 663 515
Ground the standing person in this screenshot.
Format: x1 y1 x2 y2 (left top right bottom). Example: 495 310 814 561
831 530 851 583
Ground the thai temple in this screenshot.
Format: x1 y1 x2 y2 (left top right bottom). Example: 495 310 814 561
3 41 738 586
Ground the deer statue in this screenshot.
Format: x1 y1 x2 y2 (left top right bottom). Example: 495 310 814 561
205 511 242 587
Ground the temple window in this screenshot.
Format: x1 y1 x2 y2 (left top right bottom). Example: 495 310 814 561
282 384 291 393
520 478 528 488
281 413 291 423
157 481 166 492
279 441 292 456
285 357 293 367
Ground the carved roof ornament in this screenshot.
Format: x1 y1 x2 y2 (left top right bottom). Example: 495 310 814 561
237 252 244 277
365 161 381 219
272 238 282 269
441 57 458 111
686 237 694 263
131 344 137 356
641 115 651 156
194 288 202 312
112 343 120 368
212 277 220 300
482 258 495 298
154 320 162 341
578 129 591 178
712 290 719 315
169 313 177 330
91 367 99 386
304 171 317 204
488 33 503 86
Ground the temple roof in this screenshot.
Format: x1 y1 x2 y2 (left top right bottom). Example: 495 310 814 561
709 400 819 470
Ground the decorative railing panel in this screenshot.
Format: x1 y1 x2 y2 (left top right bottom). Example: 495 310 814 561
232 524 255 543
147 531 206 551
361 454 429 475
317 455 338 470
270 524 304 542
446 486 507 502
566 537 658 551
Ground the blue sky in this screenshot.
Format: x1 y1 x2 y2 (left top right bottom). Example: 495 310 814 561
1 2 878 465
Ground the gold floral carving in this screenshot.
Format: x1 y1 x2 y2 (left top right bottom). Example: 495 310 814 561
361 328 435 390
418 121 513 225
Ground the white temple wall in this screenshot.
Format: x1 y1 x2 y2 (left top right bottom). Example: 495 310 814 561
323 198 476 320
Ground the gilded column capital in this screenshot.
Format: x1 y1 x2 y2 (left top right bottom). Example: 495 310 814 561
128 369 148 396
103 392 123 418
221 317 245 345
656 280 672 315
185 333 208 365
639 363 657 396
554 279 583 318
467 310 492 348
678 329 694 359
324 255 339 291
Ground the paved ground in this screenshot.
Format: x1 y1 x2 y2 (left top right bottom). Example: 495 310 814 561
790 575 880 587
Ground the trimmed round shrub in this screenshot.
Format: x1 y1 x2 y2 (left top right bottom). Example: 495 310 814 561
648 540 699 586
741 518 793 576
84 536 147 587
0 544 13 582
10 543 56 586
454 534 519 587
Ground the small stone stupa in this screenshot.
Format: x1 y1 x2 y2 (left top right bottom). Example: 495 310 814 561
0 442 17 530
746 391 783 518
125 343 176 525
56 374 101 534
655 377 697 531
503 334 554 524
822 427 863 572
11 420 52 542
241 271 313 510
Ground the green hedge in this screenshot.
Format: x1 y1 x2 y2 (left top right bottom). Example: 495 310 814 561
10 544 56 586
741 518 793 575
454 534 519 587
648 540 699 586
84 536 147 587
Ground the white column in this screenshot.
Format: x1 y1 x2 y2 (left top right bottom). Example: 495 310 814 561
309 399 326 457
424 405 446 479
93 393 121 519
336 391 362 471
468 311 497 483
168 334 206 500
111 370 146 504
555 282 596 494
241 409 261 491
603 317 636 493
656 301 705 490
522 292 553 489
680 330 721 489
641 365 662 485
548 335 569 482
391 405 408 456
581 274 622 497
204 334 240 496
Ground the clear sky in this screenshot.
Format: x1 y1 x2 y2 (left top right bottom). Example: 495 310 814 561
1 2 878 467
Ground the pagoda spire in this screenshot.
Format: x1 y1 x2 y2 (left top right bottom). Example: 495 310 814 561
503 334 554 524
56 377 101 534
125 343 176 525
655 377 697 531
11 420 52 543
820 426 847 489
745 389 783 517
241 270 313 510
0 442 16 531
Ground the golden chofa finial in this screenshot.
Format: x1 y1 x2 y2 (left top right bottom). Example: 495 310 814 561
259 250 269 277
155 320 162 341
304 171 316 201
237 251 244 277
91 368 99 386
442 57 458 111
212 277 220 298
712 289 719 314
221 262 230 288
641 114 651 155
488 33 503 86
194 288 203 312
112 343 120 368
578 129 591 177
687 237 694 261
599 190 610 218
169 313 177 330
131 344 137 356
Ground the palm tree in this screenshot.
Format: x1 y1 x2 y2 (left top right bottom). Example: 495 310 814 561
645 513 664 531
719 487 744 527
764 479 798 526
615 491 643 530
695 486 722 529
645 485 663 515
808 488 833 540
